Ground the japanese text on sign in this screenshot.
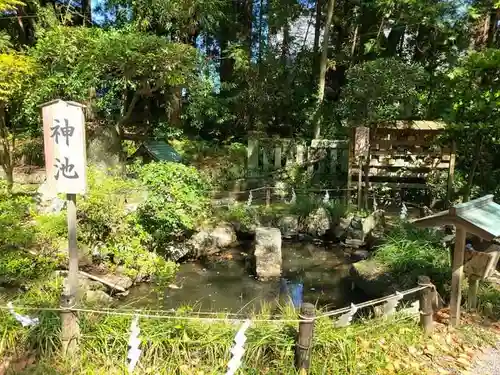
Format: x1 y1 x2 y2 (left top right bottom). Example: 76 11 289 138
42 100 87 194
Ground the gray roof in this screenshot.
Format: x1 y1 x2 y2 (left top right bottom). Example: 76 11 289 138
412 195 500 241
143 140 182 162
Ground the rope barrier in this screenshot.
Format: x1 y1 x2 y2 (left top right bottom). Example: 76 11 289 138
2 284 431 323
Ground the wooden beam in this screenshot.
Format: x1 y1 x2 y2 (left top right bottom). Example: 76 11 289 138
450 227 466 326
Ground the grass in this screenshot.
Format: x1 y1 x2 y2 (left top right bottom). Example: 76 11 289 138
373 222 451 296
1 277 497 374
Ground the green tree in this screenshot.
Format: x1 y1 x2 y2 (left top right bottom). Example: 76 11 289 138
0 52 35 191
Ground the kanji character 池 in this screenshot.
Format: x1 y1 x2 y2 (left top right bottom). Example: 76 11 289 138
54 157 79 180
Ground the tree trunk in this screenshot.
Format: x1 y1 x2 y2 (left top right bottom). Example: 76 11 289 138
463 136 483 202
258 0 264 64
82 0 92 26
313 0 322 71
312 0 335 139
168 86 182 127
0 102 13 192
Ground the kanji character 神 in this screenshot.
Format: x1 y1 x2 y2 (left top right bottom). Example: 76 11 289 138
50 119 75 146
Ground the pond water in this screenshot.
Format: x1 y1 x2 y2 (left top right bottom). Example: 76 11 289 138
122 241 366 313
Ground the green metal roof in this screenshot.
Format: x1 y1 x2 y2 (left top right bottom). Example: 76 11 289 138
144 140 182 162
412 195 500 241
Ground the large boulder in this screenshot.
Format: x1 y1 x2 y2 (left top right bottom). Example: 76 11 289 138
254 227 282 279
210 224 237 248
350 259 401 297
278 215 299 237
187 224 238 258
305 207 331 237
87 125 123 170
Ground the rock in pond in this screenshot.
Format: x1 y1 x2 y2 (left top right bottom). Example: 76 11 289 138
350 259 400 298
278 215 299 237
80 271 133 292
254 227 282 279
305 207 331 237
84 290 113 304
187 224 238 258
350 250 370 262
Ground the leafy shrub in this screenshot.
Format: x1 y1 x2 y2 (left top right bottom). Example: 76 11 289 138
0 195 56 284
221 204 260 230
100 217 178 283
137 162 210 246
77 167 139 244
288 195 322 219
33 212 67 250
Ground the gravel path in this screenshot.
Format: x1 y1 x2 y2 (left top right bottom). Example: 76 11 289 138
469 343 500 375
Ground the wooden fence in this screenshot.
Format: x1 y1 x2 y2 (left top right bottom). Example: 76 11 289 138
247 137 349 184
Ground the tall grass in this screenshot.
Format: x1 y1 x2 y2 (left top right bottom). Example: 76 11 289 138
373 222 451 296
1 277 495 374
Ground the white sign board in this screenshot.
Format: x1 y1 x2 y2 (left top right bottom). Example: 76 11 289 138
41 99 87 194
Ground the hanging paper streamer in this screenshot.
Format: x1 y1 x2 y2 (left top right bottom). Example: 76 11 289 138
246 191 253 206
323 190 330 204
335 303 358 328
7 302 39 327
382 291 403 317
226 320 251 375
373 196 378 211
290 188 296 205
400 203 408 220
127 316 141 373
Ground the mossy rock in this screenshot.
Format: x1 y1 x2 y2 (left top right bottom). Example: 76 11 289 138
350 259 409 298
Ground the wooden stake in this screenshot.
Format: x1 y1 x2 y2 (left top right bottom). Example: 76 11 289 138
266 187 271 208
295 303 315 374
450 227 466 326
61 193 80 355
468 275 480 311
357 158 363 210
418 276 434 334
446 140 456 208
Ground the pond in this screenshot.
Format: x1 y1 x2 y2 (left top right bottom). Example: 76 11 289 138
122 241 367 313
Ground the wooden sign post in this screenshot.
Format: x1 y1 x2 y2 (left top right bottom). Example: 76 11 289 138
41 99 87 355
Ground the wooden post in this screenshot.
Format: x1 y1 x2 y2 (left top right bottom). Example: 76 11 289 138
295 303 315 374
450 227 466 326
468 275 480 311
266 187 271 208
446 140 456 209
61 193 80 355
418 275 434 334
357 158 363 210
346 128 355 206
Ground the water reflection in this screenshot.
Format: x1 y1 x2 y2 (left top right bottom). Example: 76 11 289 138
123 241 362 313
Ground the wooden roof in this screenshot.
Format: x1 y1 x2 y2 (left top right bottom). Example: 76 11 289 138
411 195 500 241
378 120 446 131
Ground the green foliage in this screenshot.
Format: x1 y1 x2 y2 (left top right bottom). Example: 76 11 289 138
0 194 56 284
222 204 260 230
171 139 247 188
0 53 35 102
137 162 210 245
374 223 450 295
339 58 426 125
477 283 500 320
100 217 178 283
77 167 139 244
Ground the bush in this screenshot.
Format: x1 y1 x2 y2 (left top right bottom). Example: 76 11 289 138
137 162 210 246
0 195 56 284
100 216 178 283
77 167 139 244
